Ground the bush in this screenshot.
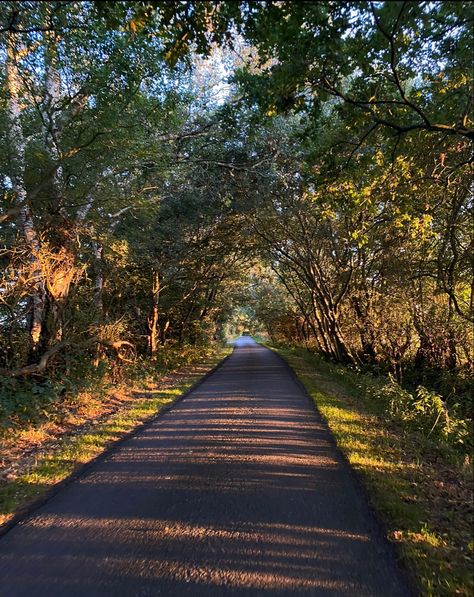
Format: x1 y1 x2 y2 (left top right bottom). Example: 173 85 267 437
356 374 471 452
410 386 470 448
0 377 70 431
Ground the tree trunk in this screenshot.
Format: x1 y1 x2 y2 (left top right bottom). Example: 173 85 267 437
42 19 63 204
148 270 160 355
160 319 170 345
351 298 377 363
6 31 46 353
446 298 457 370
92 242 104 312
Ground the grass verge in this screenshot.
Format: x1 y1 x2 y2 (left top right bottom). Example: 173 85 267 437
272 345 473 597
0 345 230 531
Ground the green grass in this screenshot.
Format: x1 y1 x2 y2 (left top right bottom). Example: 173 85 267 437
0 346 229 528
271 345 473 597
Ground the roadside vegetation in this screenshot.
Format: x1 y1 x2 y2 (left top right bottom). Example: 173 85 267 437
0 345 229 530
0 2 472 591
273 345 473 596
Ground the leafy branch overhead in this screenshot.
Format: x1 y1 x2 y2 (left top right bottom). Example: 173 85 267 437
232 1 473 153
0 0 471 444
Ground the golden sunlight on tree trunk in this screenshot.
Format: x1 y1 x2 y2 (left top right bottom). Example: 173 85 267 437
148 270 160 355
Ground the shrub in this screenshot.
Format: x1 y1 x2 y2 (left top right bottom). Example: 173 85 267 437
355 374 471 452
0 377 68 431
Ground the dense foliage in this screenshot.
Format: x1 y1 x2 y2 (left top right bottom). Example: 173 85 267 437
231 1 473 421
0 1 472 434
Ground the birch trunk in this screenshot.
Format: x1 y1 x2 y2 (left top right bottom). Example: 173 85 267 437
40 22 76 345
160 319 170 345
41 1 64 199
43 35 63 200
77 195 104 314
6 31 46 351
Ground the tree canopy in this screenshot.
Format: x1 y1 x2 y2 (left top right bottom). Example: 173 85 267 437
0 0 472 411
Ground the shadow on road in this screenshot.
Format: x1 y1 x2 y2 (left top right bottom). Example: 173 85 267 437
0 340 410 596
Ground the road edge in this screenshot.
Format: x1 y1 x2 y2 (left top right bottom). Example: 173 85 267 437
0 347 234 540
262 342 419 597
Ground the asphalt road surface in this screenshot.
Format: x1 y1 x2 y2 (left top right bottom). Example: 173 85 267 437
0 337 411 596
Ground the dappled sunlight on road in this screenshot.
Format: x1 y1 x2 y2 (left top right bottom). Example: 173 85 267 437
0 514 372 593
0 339 409 596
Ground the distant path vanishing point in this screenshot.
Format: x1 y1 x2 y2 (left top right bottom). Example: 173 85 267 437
0 337 412 596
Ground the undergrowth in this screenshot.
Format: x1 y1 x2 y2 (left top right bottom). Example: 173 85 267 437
0 344 223 435
272 345 473 597
292 348 472 462
0 344 230 528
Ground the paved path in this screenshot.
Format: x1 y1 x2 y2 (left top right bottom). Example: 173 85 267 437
0 338 411 596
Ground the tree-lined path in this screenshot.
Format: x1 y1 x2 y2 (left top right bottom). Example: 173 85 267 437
0 338 410 596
